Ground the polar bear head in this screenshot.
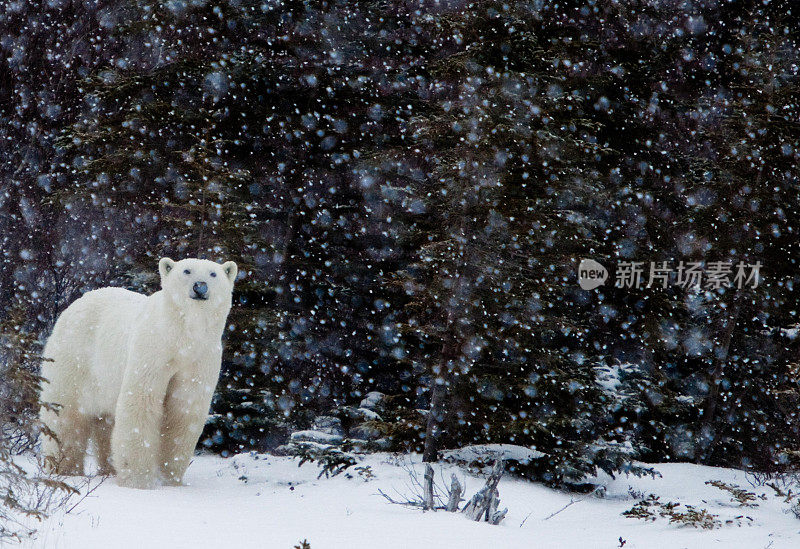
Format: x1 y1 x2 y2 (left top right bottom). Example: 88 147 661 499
158 257 237 313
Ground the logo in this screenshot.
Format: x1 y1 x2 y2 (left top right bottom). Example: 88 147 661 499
578 259 608 290
576 259 761 290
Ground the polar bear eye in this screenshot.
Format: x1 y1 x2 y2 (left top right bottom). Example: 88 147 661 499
210 272 217 278
183 269 191 275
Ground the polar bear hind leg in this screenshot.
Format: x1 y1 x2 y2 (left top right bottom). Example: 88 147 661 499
40 404 90 475
40 330 91 476
92 415 115 475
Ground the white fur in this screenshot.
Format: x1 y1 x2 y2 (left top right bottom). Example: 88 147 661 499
40 258 237 489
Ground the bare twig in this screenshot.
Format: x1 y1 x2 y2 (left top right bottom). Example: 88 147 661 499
543 497 586 521
377 488 425 508
65 476 106 514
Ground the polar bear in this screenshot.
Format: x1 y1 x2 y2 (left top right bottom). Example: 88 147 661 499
39 258 237 489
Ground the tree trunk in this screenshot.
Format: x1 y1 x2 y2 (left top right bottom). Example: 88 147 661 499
276 210 297 311
423 216 470 463
446 473 463 512
423 464 435 510
699 293 744 458
422 339 457 462
462 460 506 524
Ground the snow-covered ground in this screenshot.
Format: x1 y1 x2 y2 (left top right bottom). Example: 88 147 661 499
23 453 800 548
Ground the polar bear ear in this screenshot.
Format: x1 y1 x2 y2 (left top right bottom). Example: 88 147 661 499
222 261 238 284
159 257 176 280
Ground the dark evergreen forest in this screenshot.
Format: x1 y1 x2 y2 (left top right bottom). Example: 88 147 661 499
2 0 800 490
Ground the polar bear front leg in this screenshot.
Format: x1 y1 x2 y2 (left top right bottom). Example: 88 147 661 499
159 372 216 485
111 364 172 489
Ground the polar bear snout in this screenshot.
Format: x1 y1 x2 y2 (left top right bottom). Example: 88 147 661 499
192 281 209 300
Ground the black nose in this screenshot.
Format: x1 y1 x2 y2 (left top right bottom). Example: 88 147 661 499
193 281 208 297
